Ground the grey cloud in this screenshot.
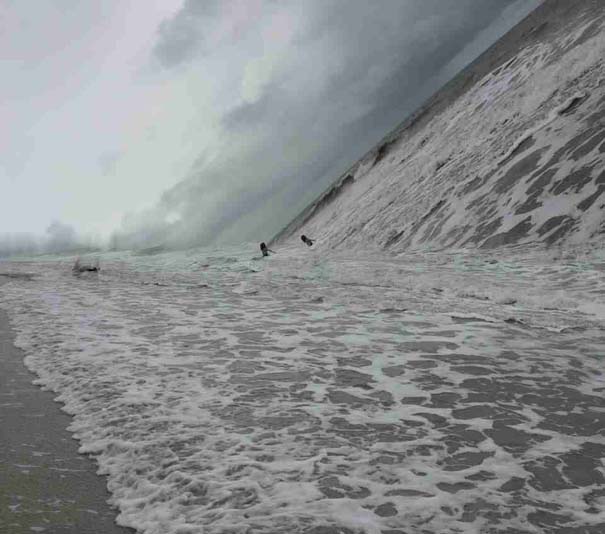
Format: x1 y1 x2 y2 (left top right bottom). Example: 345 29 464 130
220 0 518 149
153 0 220 67
221 89 277 132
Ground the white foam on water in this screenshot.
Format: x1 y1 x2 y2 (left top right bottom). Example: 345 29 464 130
1 243 605 533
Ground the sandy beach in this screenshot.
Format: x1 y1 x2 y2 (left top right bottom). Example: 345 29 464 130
0 278 134 534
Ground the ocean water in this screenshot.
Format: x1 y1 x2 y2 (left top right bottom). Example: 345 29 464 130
1 244 605 533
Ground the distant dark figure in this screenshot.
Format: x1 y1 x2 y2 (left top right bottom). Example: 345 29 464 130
260 242 275 257
300 235 314 247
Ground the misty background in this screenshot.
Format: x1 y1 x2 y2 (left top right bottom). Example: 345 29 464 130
1 0 541 256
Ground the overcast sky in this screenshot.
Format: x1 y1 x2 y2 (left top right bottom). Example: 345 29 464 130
1 0 541 251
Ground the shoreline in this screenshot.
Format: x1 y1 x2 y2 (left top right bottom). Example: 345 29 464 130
0 280 134 534
1 250 605 531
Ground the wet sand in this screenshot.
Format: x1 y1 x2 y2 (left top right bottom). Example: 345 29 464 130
0 280 133 534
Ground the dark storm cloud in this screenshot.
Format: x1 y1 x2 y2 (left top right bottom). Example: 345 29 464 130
221 0 518 133
116 0 539 249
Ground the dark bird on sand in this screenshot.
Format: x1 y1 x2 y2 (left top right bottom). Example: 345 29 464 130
300 235 314 247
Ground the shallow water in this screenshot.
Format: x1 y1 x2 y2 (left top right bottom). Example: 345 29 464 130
1 245 604 533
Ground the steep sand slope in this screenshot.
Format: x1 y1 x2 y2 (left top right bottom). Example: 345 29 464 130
273 0 605 253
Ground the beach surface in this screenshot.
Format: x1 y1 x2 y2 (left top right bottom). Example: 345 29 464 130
2 1 605 532
1 246 604 533
0 278 134 534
